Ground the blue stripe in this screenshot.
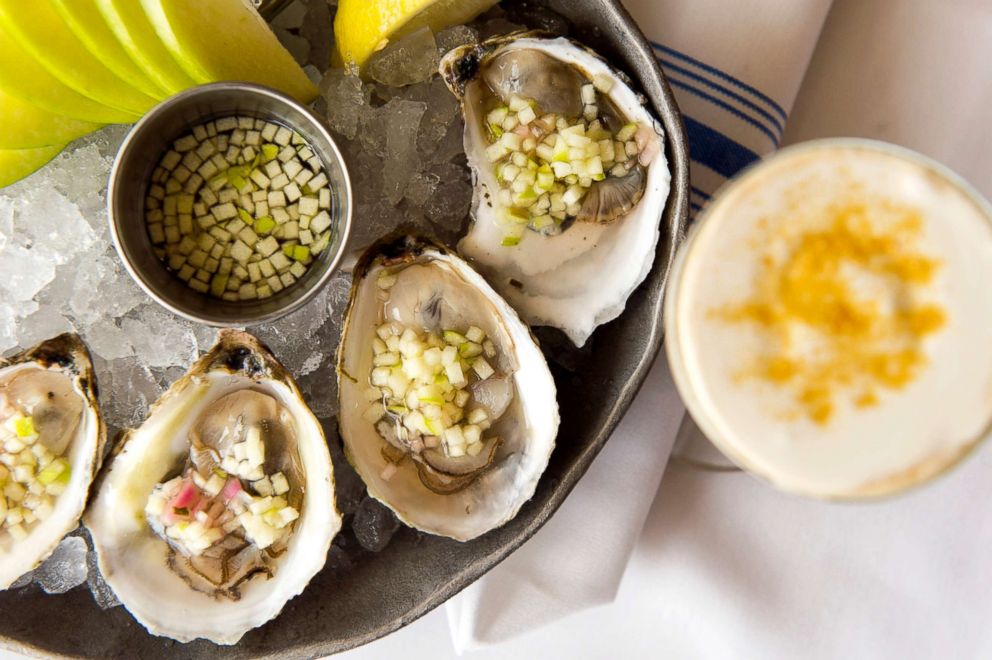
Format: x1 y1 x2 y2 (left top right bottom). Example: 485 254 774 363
667 78 779 146
658 57 784 137
690 201 703 213
683 115 759 178
690 185 711 200
651 41 788 123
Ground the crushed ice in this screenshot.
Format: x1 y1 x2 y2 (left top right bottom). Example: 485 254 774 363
0 0 534 603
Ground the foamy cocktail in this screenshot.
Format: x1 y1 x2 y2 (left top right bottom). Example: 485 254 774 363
666 140 992 498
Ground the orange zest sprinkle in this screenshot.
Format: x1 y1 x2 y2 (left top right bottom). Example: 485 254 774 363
714 200 946 424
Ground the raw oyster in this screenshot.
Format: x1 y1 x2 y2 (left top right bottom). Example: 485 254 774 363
87 330 340 644
337 236 559 541
441 35 671 346
0 333 105 588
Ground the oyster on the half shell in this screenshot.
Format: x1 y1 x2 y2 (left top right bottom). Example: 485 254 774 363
441 34 671 346
0 333 105 588
87 330 340 645
337 237 559 541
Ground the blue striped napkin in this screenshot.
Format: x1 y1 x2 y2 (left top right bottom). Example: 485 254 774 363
654 40 789 213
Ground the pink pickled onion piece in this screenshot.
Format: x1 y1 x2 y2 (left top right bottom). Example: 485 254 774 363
222 478 242 501
171 481 200 510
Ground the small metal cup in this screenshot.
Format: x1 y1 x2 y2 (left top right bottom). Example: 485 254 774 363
108 82 352 326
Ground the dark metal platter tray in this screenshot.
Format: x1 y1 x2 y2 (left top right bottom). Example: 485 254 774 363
0 0 688 656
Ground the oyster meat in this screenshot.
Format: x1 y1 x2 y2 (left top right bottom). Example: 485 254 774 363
441 35 671 346
87 330 340 644
337 237 559 541
0 333 105 588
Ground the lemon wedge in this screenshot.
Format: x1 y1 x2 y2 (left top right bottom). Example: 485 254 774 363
0 88 101 150
334 0 498 70
0 144 64 189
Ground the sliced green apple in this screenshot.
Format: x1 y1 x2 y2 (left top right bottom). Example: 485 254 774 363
0 0 157 115
0 21 138 124
52 0 168 99
96 0 197 94
140 0 317 103
0 144 65 189
0 88 102 149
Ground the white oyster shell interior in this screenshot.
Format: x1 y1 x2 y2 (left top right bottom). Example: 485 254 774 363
0 338 102 589
456 37 672 346
86 336 339 645
338 247 559 541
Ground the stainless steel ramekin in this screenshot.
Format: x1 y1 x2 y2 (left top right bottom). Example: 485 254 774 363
108 82 352 326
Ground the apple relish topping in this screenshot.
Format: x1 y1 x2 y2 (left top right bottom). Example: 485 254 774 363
146 423 300 557
482 79 656 245
145 116 335 302
364 273 503 485
0 408 71 548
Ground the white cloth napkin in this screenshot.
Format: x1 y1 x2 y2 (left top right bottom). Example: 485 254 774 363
446 0 832 651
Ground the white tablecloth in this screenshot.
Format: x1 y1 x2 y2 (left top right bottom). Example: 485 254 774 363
338 448 992 660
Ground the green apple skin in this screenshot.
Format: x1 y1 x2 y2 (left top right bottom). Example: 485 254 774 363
0 144 65 189
0 21 138 124
96 0 197 94
140 0 318 103
0 0 157 115
0 88 102 149
52 0 169 99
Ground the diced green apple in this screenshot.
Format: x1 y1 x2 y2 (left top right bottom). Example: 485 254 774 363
0 0 157 115
0 144 65 189
0 21 137 124
96 0 197 94
0 88 102 149
52 0 168 99
140 0 317 103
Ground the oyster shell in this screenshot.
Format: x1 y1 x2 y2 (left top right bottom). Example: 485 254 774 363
87 330 340 644
441 35 672 346
0 333 105 588
337 236 559 541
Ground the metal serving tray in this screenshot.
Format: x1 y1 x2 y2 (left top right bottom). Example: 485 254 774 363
0 0 688 655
